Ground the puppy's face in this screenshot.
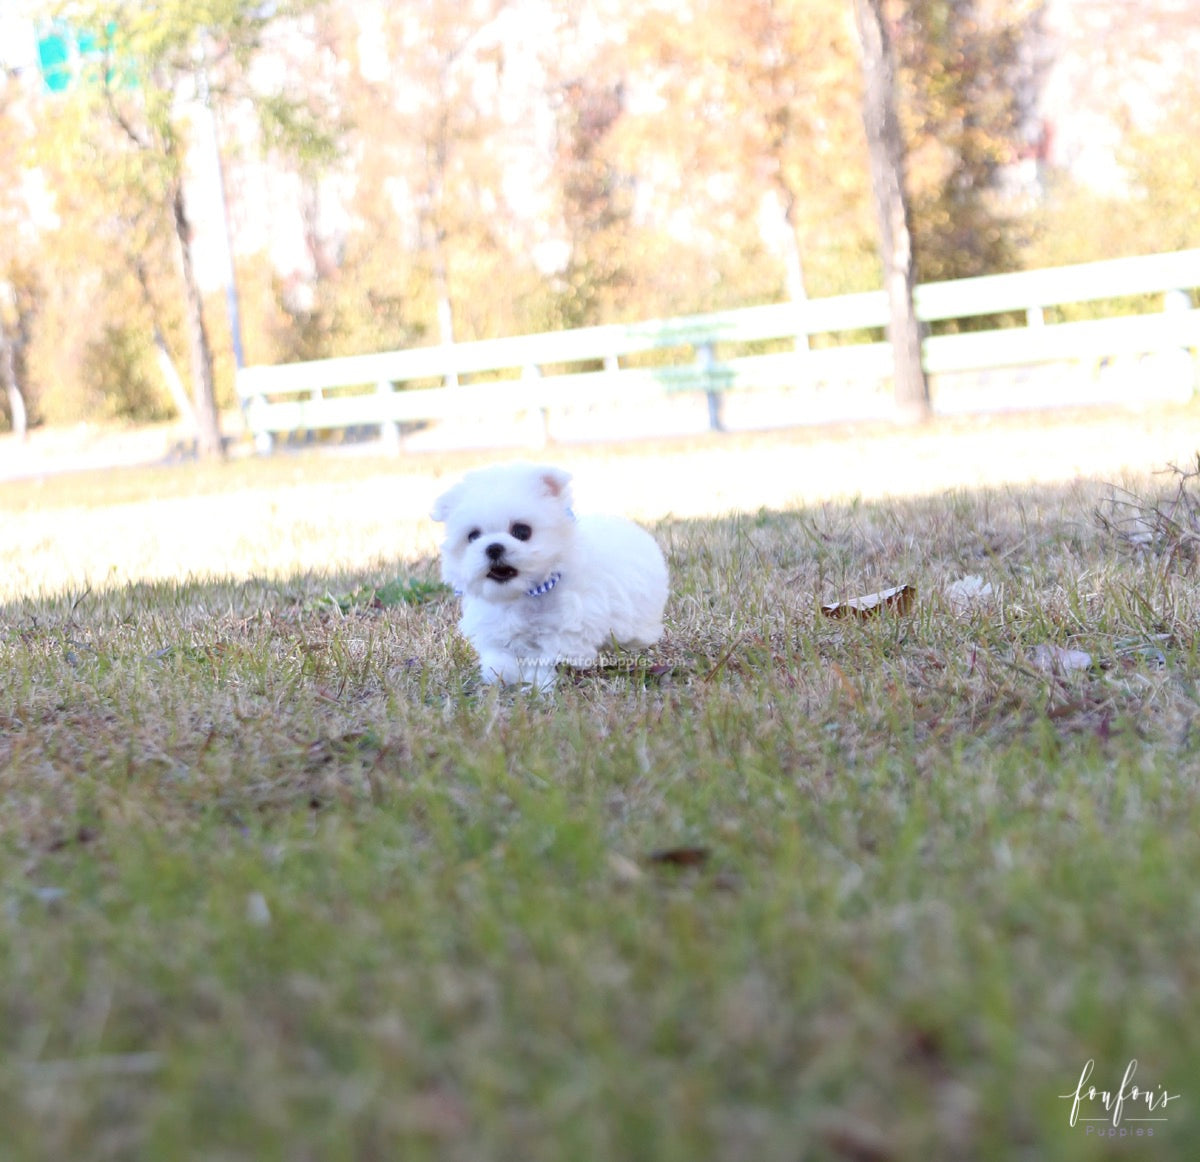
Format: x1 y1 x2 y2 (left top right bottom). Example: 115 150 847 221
432 464 575 602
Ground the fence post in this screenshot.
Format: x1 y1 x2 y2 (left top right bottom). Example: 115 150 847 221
246 394 274 455
698 341 724 432
792 300 812 392
377 380 400 451
1164 289 1190 314
1026 305 1045 327
1162 289 1197 400
522 364 548 447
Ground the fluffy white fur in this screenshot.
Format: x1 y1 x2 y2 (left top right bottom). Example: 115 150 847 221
432 463 668 689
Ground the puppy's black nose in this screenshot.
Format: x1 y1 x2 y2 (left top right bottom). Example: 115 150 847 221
485 542 506 562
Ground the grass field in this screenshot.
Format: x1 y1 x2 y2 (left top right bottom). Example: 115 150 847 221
3 409 1200 1160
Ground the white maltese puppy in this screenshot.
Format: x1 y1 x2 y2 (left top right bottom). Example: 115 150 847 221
432 463 668 689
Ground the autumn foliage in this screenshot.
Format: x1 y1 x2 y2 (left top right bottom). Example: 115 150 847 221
0 0 1197 432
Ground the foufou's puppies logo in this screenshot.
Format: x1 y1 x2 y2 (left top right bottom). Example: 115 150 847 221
1060 1059 1179 1137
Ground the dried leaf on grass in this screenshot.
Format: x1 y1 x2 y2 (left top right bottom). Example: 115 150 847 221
46 826 99 853
822 584 916 620
815 1111 895 1162
245 892 271 927
394 1087 470 1137
646 846 710 868
944 574 993 614
607 852 645 884
1029 644 1093 674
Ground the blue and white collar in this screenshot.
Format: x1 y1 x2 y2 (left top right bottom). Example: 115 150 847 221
454 570 562 599
526 571 562 597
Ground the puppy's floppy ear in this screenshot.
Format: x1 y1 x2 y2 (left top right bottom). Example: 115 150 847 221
430 481 462 523
537 467 573 502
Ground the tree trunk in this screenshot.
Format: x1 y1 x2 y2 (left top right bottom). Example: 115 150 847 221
0 323 27 441
423 119 460 389
132 256 198 427
777 187 813 361
853 0 931 423
171 175 224 458
152 324 198 427
431 240 460 389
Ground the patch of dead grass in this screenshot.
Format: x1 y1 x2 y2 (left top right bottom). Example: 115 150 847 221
2 416 1200 1159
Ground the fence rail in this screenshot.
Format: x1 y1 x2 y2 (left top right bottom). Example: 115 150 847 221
236 249 1200 451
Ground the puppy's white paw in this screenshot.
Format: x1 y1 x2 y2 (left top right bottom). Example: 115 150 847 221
479 650 558 692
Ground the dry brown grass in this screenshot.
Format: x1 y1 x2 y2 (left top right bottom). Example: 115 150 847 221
2 405 1200 1160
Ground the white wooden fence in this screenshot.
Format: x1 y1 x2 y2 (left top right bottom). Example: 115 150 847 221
236 249 1200 452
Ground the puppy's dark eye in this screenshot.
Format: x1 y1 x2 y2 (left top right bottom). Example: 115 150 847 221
510 522 532 541
466 529 481 543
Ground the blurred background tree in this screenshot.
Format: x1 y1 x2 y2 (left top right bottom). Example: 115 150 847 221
29 0 335 455
1026 0 1200 268
893 0 1041 284
616 0 873 308
0 84 38 438
1 0 1196 435
855 0 929 421
315 0 553 379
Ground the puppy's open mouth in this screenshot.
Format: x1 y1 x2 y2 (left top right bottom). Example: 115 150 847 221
486 565 519 583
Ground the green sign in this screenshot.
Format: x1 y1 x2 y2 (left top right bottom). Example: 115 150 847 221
36 23 125 93
36 26 72 93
